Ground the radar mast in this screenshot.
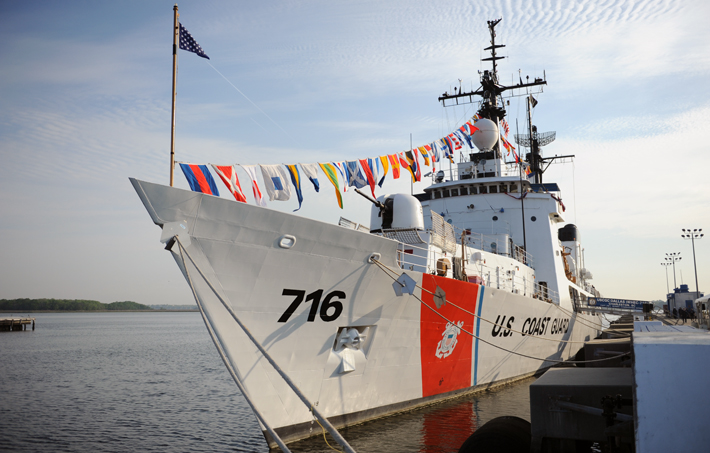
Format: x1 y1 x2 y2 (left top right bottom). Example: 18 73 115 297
438 19 573 182
438 18 547 122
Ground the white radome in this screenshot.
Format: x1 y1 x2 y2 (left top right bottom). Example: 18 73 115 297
472 118 499 151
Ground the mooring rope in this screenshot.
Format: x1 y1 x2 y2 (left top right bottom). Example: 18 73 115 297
370 259 630 364
176 237 357 453
177 241 293 453
372 259 618 341
371 258 630 338
311 406 344 453
372 259 589 344
545 298 631 337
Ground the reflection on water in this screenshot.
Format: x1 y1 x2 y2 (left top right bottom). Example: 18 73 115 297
0 312 533 453
289 379 533 453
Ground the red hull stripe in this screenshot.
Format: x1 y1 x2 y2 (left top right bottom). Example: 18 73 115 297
420 275 479 397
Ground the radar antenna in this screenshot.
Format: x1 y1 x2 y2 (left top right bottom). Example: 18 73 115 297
437 18 547 122
514 94 573 184
515 131 556 148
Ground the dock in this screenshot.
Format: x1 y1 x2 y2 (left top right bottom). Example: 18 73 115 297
0 317 35 331
457 314 710 452
534 314 710 452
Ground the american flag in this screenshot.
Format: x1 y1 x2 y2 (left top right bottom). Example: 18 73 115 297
179 24 210 60
501 119 510 137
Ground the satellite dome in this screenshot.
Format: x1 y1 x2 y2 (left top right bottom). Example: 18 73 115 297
472 118 499 151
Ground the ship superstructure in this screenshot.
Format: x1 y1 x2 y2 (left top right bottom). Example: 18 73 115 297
362 18 598 312
131 19 603 449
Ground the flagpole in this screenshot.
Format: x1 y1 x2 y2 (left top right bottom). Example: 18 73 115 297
170 4 179 187
410 133 413 195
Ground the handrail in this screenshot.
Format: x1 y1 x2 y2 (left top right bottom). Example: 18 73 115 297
433 163 525 182
387 234 556 303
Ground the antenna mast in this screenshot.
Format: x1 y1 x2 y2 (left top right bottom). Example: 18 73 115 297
438 18 547 122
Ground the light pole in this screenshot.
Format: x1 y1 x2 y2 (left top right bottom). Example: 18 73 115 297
681 228 704 295
665 252 682 290
661 262 672 294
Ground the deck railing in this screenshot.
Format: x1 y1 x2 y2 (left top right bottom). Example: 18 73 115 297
431 163 526 182
338 218 551 303
383 232 551 302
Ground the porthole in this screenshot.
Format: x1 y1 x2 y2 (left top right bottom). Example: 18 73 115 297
531 216 537 222
492 216 498 221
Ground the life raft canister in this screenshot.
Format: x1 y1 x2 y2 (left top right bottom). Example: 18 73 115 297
436 258 451 276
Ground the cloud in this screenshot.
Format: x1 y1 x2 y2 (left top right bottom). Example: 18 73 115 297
2 0 710 304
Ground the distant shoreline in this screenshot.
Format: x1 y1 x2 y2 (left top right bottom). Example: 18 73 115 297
0 299 198 312
0 309 199 313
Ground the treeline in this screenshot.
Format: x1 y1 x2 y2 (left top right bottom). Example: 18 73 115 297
0 298 153 311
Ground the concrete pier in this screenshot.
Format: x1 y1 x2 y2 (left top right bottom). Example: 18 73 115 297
0 317 35 331
528 314 710 452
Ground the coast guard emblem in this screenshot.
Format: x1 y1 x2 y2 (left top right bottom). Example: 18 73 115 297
435 321 464 358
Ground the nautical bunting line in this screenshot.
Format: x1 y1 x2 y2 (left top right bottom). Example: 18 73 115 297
177 115 528 208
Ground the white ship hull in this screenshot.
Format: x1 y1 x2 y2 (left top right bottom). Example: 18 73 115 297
131 178 601 447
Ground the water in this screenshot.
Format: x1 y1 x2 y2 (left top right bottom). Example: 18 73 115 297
0 313 533 452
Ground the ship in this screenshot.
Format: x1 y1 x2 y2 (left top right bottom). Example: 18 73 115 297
131 18 603 449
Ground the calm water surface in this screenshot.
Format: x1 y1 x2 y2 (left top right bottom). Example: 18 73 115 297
0 313 533 452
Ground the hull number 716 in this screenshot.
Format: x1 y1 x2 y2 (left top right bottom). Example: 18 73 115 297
278 289 345 322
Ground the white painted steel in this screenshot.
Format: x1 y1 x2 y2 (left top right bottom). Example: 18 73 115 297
131 178 602 447
633 330 710 452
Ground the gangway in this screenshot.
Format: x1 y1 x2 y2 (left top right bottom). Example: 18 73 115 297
581 297 654 317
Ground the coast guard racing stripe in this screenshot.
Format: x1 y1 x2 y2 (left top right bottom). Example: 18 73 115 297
420 274 478 397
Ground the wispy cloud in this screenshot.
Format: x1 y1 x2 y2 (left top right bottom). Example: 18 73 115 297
1 0 709 303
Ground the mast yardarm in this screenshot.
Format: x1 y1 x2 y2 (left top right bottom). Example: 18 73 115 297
437 18 546 123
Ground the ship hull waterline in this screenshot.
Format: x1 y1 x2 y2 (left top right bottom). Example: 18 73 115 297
131 178 601 447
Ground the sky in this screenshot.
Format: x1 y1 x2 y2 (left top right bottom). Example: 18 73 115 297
1 0 709 306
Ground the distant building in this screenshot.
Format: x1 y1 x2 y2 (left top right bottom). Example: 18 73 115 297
667 284 704 313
